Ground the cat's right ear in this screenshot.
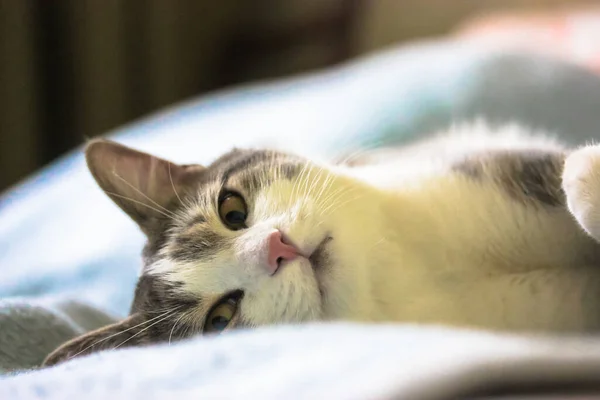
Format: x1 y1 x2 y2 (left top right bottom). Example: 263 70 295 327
85 139 205 233
42 313 147 367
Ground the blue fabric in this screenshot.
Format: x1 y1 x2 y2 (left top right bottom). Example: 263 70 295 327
2 41 600 318
4 323 600 399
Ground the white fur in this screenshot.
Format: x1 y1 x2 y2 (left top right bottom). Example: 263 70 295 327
154 123 600 333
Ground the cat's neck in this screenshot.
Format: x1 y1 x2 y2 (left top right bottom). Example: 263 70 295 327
336 170 472 324
320 169 442 322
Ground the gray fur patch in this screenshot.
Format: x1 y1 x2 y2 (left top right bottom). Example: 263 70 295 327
170 230 226 262
453 150 566 207
219 150 280 182
219 150 301 189
128 274 199 343
185 214 207 229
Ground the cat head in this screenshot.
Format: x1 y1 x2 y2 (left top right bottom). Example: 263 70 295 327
44 139 376 367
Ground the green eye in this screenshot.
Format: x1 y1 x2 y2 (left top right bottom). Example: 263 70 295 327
204 293 241 334
218 193 247 230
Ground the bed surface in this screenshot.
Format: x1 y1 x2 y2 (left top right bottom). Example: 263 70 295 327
2 39 600 398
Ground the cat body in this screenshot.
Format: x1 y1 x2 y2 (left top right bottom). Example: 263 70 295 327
342 127 600 331
44 123 600 366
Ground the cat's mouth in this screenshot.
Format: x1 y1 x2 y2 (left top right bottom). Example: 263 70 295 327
308 236 332 270
274 235 332 275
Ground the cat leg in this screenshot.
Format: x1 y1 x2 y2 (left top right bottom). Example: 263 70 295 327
563 144 600 242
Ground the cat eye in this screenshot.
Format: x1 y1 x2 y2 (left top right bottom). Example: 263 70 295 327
204 292 242 334
218 192 247 230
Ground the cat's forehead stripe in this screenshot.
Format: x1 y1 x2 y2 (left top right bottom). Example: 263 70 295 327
235 171 264 192
210 149 302 184
133 274 201 314
171 229 226 262
185 214 207 229
279 162 302 180
217 150 277 183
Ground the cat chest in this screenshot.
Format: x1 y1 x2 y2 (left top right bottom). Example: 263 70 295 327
384 264 600 333
422 267 600 332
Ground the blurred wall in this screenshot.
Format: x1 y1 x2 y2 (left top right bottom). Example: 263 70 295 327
0 0 360 191
356 0 597 52
0 0 594 191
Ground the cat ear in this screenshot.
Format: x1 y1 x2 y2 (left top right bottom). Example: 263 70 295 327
85 139 205 232
42 313 147 367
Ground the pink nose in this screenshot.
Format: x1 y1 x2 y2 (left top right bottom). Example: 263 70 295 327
267 230 298 274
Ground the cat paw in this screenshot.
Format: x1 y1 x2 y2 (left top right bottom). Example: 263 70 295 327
563 145 600 241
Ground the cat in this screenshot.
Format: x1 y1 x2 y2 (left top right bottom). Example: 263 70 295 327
43 122 600 367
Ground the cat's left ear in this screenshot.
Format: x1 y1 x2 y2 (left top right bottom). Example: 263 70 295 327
42 313 147 367
85 139 205 233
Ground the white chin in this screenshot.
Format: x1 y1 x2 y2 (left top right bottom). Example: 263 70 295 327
246 259 322 325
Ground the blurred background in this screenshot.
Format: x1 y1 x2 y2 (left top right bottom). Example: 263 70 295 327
1 0 599 191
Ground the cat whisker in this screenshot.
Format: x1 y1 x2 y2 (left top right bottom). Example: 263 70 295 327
305 168 333 219
334 139 385 165
290 161 311 209
301 168 320 207
327 187 363 208
289 164 301 200
294 161 311 197
114 309 180 350
295 162 308 200
301 165 316 199
336 148 366 165
68 307 181 361
313 171 334 206
182 320 194 339
104 191 176 219
316 187 346 217
317 183 355 215
168 162 184 206
168 312 188 345
318 176 354 204
321 193 366 217
112 171 175 216
272 152 281 180
308 167 327 200
369 237 387 251
319 187 363 217
144 304 187 316
318 199 345 219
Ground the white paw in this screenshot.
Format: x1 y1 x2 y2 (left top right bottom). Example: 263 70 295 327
563 145 600 241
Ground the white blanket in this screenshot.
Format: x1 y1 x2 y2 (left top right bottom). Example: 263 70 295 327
2 324 600 399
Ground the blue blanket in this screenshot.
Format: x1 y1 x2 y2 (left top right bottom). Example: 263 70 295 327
4 324 600 399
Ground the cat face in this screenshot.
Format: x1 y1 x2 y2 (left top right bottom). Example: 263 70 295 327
149 147 338 329
44 139 374 367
